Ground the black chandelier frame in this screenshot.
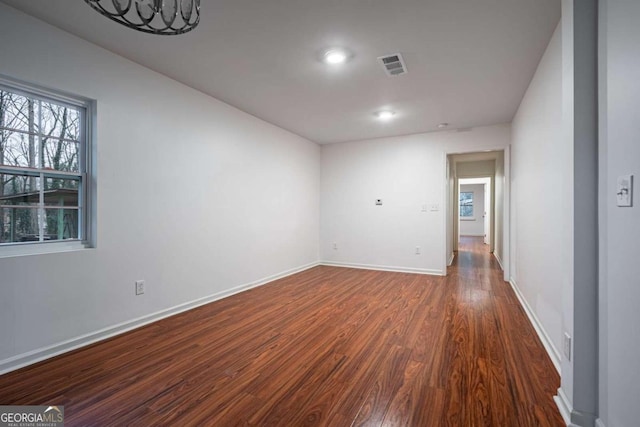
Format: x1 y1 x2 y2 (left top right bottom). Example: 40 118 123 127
84 0 200 36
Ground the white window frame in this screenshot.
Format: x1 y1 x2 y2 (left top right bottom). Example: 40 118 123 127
0 75 95 257
459 191 474 219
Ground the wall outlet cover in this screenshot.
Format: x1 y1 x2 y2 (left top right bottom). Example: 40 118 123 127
375 199 383 206
563 332 572 361
135 280 145 295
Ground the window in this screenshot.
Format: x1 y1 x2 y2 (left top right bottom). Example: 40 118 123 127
460 192 474 218
0 79 92 247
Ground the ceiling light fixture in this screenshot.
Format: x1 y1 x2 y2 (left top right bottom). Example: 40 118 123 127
376 110 396 121
323 49 349 65
84 0 200 35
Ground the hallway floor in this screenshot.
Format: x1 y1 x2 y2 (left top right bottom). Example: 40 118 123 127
448 236 564 425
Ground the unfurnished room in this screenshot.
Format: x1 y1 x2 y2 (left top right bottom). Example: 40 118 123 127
0 0 638 426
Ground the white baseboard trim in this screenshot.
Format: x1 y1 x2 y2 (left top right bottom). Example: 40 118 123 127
494 252 504 270
448 252 455 266
509 278 561 373
0 261 320 375
554 387 573 426
320 261 444 276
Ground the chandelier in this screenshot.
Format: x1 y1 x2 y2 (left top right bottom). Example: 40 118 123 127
84 0 200 35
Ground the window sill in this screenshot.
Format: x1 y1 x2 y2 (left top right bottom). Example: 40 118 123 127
0 240 91 258
460 217 476 221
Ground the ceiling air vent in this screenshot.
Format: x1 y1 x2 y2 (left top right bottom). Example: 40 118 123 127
378 53 408 77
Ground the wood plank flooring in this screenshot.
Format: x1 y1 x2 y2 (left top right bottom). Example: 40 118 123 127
0 237 563 426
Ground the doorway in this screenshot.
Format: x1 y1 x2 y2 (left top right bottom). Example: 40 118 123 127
444 149 509 281
459 177 491 246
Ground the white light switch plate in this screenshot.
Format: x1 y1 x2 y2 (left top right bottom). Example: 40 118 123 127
617 174 633 207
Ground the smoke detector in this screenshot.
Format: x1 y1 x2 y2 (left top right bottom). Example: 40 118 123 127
378 53 408 77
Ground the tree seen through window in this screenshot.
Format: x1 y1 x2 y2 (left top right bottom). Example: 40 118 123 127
0 85 86 244
460 192 474 217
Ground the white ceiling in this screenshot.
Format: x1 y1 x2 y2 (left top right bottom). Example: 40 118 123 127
459 177 491 185
1 0 560 144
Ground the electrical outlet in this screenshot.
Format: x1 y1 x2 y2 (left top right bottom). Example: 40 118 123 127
415 247 421 255
135 280 145 295
375 199 383 206
333 242 338 250
563 332 572 361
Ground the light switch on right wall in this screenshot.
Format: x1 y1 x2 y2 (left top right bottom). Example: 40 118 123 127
616 174 633 207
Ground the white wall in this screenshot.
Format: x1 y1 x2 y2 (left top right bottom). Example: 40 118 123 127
459 184 485 236
599 0 640 425
559 1 575 403
0 4 320 371
446 156 454 264
510 22 566 367
320 124 509 275
456 160 495 178
494 151 505 267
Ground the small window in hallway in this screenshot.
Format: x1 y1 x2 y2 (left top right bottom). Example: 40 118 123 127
460 192 474 217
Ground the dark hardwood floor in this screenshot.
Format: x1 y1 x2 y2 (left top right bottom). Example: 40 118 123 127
0 237 563 426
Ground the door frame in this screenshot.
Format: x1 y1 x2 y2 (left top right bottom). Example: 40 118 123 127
457 177 492 245
457 176 494 250
442 147 510 281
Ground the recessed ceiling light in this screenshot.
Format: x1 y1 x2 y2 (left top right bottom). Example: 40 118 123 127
437 123 449 129
324 48 349 65
376 110 396 121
